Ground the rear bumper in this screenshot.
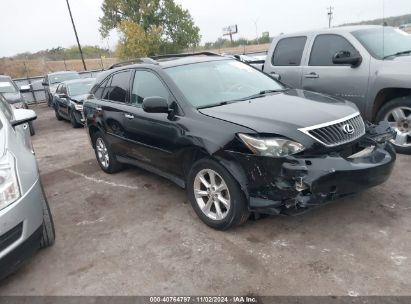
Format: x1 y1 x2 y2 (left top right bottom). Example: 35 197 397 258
227 124 396 215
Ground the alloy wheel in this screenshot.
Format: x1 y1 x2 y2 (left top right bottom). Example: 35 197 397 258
193 169 231 220
96 138 109 168
385 106 411 147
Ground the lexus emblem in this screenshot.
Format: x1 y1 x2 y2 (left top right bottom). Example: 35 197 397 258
342 124 355 135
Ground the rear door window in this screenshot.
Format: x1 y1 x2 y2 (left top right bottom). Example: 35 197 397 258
309 34 357 66
104 71 132 103
272 36 307 66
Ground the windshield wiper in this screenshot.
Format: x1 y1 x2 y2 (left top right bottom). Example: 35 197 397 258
197 101 230 109
383 50 411 59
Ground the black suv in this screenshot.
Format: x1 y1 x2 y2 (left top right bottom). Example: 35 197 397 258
84 53 396 230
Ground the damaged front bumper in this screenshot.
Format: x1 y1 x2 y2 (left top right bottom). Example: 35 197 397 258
228 122 396 215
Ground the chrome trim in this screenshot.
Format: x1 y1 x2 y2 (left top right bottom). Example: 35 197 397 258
298 112 365 147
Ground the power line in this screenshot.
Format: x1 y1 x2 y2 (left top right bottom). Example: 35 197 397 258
66 0 87 71
327 6 334 28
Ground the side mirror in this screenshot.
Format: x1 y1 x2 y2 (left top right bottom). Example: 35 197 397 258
142 96 170 114
20 85 31 93
11 109 37 127
42 80 48 86
332 50 362 67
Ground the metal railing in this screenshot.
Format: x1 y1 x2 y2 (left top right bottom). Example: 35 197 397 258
12 69 103 104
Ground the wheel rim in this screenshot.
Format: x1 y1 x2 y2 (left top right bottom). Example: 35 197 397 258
96 138 109 168
193 169 231 221
384 106 411 147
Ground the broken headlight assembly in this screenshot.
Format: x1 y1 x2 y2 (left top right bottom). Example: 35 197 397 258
0 152 21 210
238 133 305 157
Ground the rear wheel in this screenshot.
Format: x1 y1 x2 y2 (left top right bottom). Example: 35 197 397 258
376 97 411 155
187 159 249 230
69 110 82 128
92 131 123 173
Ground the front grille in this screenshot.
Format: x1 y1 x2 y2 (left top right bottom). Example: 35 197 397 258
299 113 365 147
0 222 23 252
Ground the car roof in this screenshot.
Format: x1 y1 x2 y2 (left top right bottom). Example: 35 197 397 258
278 25 385 37
47 71 79 76
0 75 12 81
94 55 230 84
61 78 95 85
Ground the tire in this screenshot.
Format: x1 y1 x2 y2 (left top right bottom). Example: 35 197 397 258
47 93 52 107
54 107 63 121
39 190 55 248
29 121 35 136
187 158 249 230
69 110 82 128
376 96 411 155
92 131 123 173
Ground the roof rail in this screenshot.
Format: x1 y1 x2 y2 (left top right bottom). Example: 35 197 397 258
150 51 220 60
108 57 158 69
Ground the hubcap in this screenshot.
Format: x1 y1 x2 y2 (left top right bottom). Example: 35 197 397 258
385 107 411 147
193 169 231 221
96 138 109 168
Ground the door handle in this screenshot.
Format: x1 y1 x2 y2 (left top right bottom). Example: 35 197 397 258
304 72 319 79
124 113 134 119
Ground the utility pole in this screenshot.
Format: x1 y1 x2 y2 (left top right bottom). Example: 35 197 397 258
253 19 259 44
327 6 334 28
66 0 87 71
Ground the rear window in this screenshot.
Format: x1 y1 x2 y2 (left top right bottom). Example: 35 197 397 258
49 73 80 84
272 36 307 66
0 79 17 93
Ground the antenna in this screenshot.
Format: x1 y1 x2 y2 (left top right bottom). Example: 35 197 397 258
327 6 334 28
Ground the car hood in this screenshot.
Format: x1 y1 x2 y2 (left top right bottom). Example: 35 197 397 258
70 94 89 103
199 89 359 139
1 92 23 104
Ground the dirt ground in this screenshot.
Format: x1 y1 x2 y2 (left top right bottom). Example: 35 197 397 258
0 104 410 296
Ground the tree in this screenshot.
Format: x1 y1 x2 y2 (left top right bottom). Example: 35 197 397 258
99 0 200 58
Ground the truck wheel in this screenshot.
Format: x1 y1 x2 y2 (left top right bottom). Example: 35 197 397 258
376 97 411 155
92 131 123 173
40 192 55 248
187 158 249 230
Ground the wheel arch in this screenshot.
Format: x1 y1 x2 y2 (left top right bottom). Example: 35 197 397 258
372 88 411 121
88 125 101 148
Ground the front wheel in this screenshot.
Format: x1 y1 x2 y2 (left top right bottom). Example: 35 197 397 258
92 132 123 173
40 191 55 248
376 97 411 155
187 159 249 230
69 110 82 128
54 107 63 121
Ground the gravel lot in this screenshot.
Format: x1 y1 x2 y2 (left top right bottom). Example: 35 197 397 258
0 103 410 296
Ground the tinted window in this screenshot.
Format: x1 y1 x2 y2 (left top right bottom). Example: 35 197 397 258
131 71 169 106
309 34 357 66
0 95 13 122
104 71 131 103
94 78 109 99
272 37 307 66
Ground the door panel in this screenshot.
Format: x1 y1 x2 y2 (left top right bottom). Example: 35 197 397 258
302 34 370 113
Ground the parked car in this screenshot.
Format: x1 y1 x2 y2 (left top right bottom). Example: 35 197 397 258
264 25 411 154
84 53 396 230
42 71 81 106
53 78 95 128
0 75 35 135
223 53 266 70
0 95 55 280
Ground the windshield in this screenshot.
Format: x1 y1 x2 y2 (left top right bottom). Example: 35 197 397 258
165 59 285 108
0 79 17 93
68 80 94 96
352 27 411 59
49 73 80 84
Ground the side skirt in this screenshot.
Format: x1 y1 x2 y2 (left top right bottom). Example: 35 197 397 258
116 156 186 189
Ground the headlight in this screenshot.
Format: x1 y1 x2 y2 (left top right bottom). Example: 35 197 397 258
0 152 21 210
238 133 305 157
74 104 83 111
12 102 26 109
